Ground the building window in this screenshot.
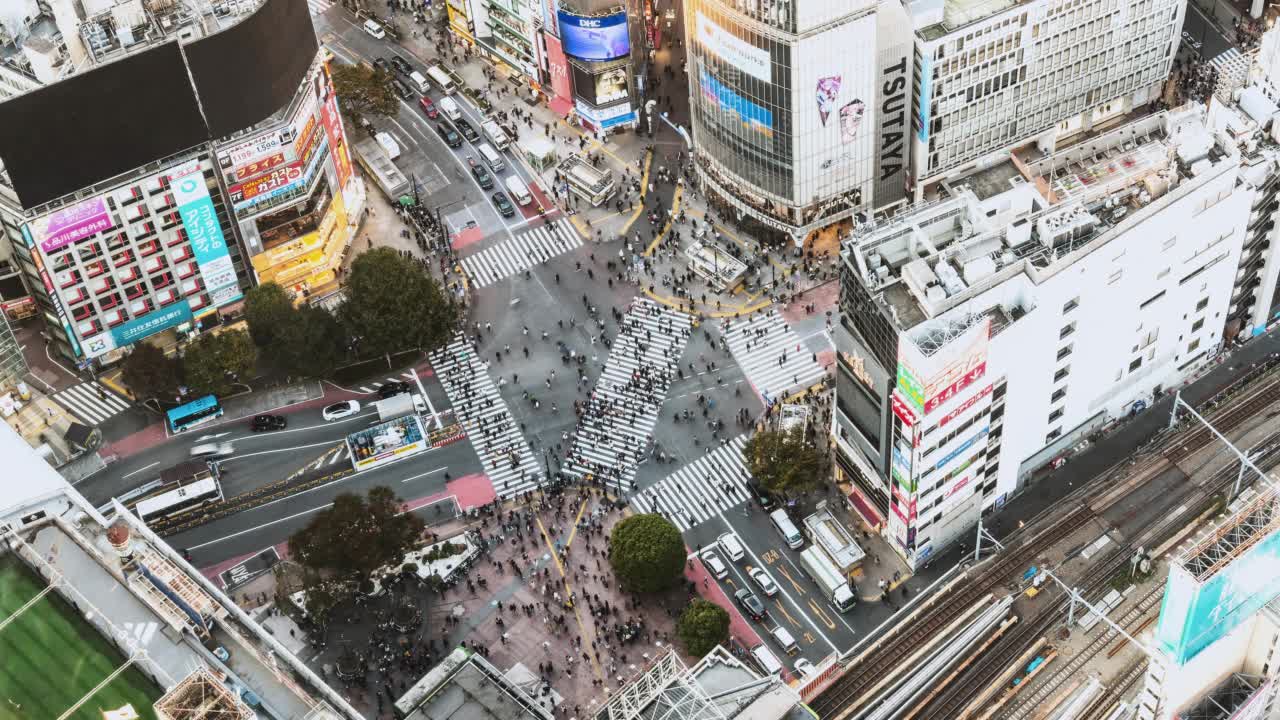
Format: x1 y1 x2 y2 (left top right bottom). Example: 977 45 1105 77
1051 387 1066 403
1046 427 1063 443
1108 268 1124 284
1057 344 1073 361
1063 297 1079 313
1054 366 1070 382
1188 339 1201 353
1048 408 1064 422
1196 297 1210 312
1129 357 1143 372
1192 318 1205 332
1060 322 1076 340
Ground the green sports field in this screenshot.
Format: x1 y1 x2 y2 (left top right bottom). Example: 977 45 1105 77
0 554 163 720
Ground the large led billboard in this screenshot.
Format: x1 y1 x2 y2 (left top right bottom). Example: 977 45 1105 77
896 317 991 416
557 11 630 61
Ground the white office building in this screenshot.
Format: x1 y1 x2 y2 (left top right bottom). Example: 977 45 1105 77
908 0 1184 199
835 104 1264 568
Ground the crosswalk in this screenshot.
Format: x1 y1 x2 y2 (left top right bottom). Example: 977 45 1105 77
307 444 352 472
459 222 582 288
630 434 754 532
357 372 418 395
563 298 693 490
721 309 828 404
54 381 132 426
307 0 332 16
429 336 543 498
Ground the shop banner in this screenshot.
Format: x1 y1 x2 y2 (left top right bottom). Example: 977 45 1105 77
170 163 240 306
320 63 353 188
39 197 116 254
544 32 572 101
110 302 193 346
938 383 994 428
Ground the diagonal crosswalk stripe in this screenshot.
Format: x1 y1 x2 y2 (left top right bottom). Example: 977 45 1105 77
721 309 828 403
630 435 755 532
460 222 582 288
53 381 132 427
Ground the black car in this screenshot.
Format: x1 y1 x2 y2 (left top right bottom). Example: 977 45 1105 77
390 78 413 100
491 191 515 217
250 414 287 432
378 381 411 399
471 163 494 189
735 588 767 622
436 122 463 148
373 57 392 74
747 478 777 510
390 55 412 74
454 118 480 143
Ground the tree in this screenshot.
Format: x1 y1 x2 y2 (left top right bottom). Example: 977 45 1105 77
744 427 825 499
276 305 346 378
298 571 352 630
330 63 400 123
676 599 730 658
288 486 425 583
244 282 295 348
340 248 458 365
182 329 258 396
120 342 180 400
608 514 686 593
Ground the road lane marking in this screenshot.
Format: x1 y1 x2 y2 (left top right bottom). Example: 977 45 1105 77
722 522 837 653
535 513 606 682
808 600 836 630
774 564 807 594
122 461 160 479
400 466 448 482
774 599 801 628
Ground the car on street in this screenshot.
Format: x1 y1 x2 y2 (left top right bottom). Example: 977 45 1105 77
322 400 361 422
373 57 391 74
418 96 439 119
250 414 287 432
734 588 767 622
491 191 515 217
748 566 779 597
747 478 777 510
436 122 463 148
454 118 480 143
471 162 494 189
378 381 412 399
794 659 817 679
701 549 729 579
390 78 413 100
390 55 412 74
190 442 235 458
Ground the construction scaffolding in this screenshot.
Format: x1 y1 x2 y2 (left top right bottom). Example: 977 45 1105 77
154 668 254 720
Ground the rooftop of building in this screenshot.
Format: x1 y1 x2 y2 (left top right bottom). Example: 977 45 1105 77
915 0 1021 40
840 102 1248 353
0 423 361 720
394 647 554 720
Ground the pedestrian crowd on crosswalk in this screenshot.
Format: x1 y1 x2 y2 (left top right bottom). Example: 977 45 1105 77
630 434 756 531
562 298 692 490
430 335 544 499
721 308 828 404
460 223 582 289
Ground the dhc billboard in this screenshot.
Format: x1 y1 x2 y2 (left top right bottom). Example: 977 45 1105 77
1155 523 1280 664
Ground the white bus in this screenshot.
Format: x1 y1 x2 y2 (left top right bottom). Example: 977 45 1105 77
134 473 224 525
425 65 456 95
798 547 857 613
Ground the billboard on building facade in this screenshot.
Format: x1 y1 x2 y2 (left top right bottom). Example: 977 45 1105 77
20 224 80 357
35 198 116 254
168 161 241 307
544 33 573 101
557 10 630 61
873 0 912 209
699 70 773 136
319 62 353 189
110 302 194 348
694 11 770 82
896 317 991 415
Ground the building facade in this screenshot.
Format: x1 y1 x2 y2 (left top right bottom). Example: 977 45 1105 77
836 106 1259 569
684 0 914 245
909 0 1183 198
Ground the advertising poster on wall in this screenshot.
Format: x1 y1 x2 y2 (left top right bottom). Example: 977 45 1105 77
110 302 194 348
694 12 770 82
320 62 353 189
168 161 241 308
544 32 573 101
20 224 80 357
699 70 773 137
557 11 629 61
34 197 116 254
897 317 991 415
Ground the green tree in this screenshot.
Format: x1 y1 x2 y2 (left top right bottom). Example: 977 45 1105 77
288 486 425 583
608 513 686 593
676 599 730 657
330 63 400 124
298 571 352 630
182 329 258 396
275 305 346 378
340 248 457 365
120 342 181 401
744 427 824 499
244 282 295 348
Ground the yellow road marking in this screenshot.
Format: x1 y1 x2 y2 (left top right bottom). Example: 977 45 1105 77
535 513 605 682
774 565 806 595
562 500 589 549
643 185 683 257
807 600 836 630
619 151 653 235
774 599 801 628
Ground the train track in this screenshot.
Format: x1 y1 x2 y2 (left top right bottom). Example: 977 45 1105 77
811 365 1280 719
1078 659 1147 720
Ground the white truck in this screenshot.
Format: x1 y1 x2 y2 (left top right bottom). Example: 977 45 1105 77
481 119 510 151
798 546 857 613
803 501 866 573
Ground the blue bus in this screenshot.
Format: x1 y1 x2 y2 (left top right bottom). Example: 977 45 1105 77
167 395 223 432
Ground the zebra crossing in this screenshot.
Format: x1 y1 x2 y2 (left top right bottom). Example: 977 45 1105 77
429 336 543 498
563 298 693 490
53 381 132 426
721 308 828 403
630 434 754 532
459 222 582 288
356 372 418 395
307 0 333 15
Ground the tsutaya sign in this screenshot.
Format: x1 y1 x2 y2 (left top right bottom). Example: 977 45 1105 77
896 317 991 416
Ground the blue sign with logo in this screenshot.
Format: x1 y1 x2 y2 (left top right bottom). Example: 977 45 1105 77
557 10 629 61
171 165 241 307
111 303 193 346
934 427 990 471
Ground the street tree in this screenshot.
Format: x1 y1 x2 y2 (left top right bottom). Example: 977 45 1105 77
608 513 686 593
244 282 295 348
288 486 424 583
744 427 824 499
276 305 346 378
676 599 730 658
330 63 399 123
182 329 258 397
298 571 352 631
120 343 181 401
339 248 457 365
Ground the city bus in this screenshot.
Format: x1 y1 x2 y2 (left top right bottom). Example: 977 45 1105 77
133 468 224 525
167 395 223 432
425 65 456 95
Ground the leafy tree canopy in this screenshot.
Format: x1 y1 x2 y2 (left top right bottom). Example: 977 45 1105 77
330 63 400 123
340 248 458 361
181 329 257 397
744 427 824 499
120 342 181 401
244 282 296 348
608 513 686 593
676 598 730 658
289 486 425 582
276 305 346 378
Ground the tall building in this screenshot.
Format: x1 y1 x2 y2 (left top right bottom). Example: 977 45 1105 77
835 105 1270 568
908 0 1184 199
684 0 915 245
0 0 361 367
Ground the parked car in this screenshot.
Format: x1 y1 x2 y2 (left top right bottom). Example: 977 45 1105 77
390 78 413 100
735 588 767 622
322 400 361 422
250 414 286 432
454 118 480 143
491 191 515 217
701 549 729 580
794 659 817 679
436 122 463 148
747 478 777 510
378 381 411 399
470 162 494 189
418 96 439 119
190 442 234 458
748 566 779 597
390 55 412 74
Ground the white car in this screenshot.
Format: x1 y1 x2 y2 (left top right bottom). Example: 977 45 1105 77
701 549 729 580
190 442 234 458
794 658 817 679
322 400 361 422
748 566 779 597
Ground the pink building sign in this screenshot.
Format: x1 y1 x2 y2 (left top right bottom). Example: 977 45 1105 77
39 197 115 254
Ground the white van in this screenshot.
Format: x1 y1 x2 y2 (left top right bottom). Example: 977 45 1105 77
700 549 728 580
362 19 386 39
717 532 745 562
770 509 804 550
504 175 533 206
375 132 401 160
408 70 429 93
769 625 798 656
438 96 462 121
477 142 505 171
750 644 784 676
